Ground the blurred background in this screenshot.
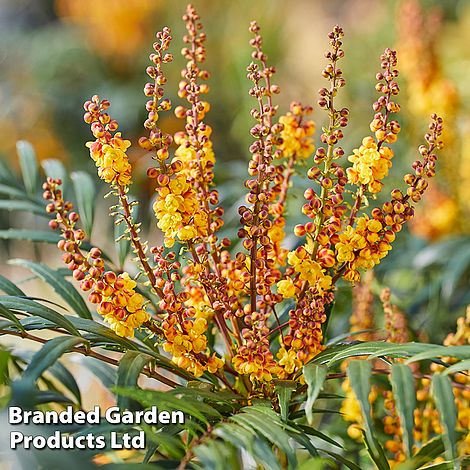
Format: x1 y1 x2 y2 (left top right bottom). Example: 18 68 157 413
1 0 470 345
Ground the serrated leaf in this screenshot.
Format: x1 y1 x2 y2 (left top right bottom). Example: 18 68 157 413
390 363 416 457
0 296 81 336
303 363 327 425
10 259 92 320
116 351 152 409
21 336 88 384
274 380 296 422
431 374 457 463
17 141 39 196
71 171 96 236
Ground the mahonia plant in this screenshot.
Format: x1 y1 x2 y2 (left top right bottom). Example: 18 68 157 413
43 5 443 392
340 281 470 466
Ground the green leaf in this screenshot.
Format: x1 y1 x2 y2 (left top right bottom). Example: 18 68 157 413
0 275 25 296
274 380 296 422
64 315 140 350
0 229 61 244
0 230 97 256
48 361 82 404
194 439 240 470
79 356 117 389
17 140 39 196
417 462 453 470
0 296 81 336
230 408 296 466
42 159 67 193
21 336 88 384
390 363 416 457
442 359 470 376
71 171 96 236
0 200 45 215
116 351 151 409
413 436 445 460
214 422 281 470
406 346 470 363
0 183 26 199
363 431 391 470
431 374 457 463
347 360 390 470
395 437 446 469
115 388 220 424
0 301 25 332
317 449 362 470
0 350 11 384
303 363 327 425
9 259 92 320
296 424 342 448
292 458 330 470
347 360 373 430
0 159 18 185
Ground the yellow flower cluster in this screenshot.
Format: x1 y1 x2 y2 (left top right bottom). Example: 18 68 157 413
276 346 301 376
232 347 278 382
285 247 332 294
87 134 132 187
183 285 214 320
153 172 208 247
346 137 394 193
278 111 315 159
174 124 215 179
95 272 150 337
162 315 223 377
336 216 393 280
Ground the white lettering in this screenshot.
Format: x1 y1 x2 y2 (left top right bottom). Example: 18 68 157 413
105 407 120 424
10 431 23 448
172 410 185 424
110 432 123 449
158 411 170 424
8 407 23 424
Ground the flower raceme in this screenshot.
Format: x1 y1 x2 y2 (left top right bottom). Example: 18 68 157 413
44 5 443 389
